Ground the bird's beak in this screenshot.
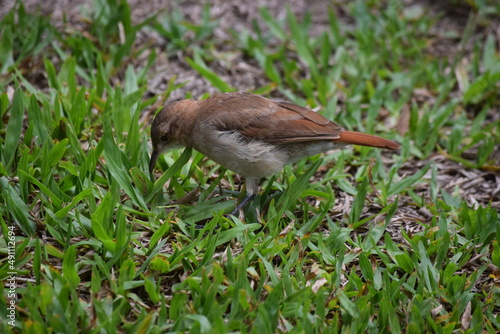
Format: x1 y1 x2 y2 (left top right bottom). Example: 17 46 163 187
149 149 160 175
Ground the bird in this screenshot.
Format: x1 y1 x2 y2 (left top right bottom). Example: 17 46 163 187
149 92 399 214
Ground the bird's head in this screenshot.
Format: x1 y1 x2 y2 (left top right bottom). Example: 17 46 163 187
149 100 196 174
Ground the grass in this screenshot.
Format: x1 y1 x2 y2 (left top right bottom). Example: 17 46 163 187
1 0 500 333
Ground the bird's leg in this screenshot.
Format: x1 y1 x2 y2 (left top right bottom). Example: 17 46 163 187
230 177 260 216
230 193 256 216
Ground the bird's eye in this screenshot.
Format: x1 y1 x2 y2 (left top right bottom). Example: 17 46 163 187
160 135 169 142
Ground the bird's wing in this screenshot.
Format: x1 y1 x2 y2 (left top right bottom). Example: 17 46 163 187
206 93 342 145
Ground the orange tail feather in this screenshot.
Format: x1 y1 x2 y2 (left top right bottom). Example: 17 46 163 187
337 131 400 150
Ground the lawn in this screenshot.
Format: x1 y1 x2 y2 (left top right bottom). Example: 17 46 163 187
0 0 499 333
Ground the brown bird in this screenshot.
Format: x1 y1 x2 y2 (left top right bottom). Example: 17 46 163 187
150 92 399 214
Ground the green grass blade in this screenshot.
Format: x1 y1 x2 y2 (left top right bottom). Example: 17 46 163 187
3 88 24 171
388 163 431 197
186 50 233 92
1 177 36 236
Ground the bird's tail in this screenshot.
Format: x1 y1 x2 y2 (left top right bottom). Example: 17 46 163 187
336 131 400 150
